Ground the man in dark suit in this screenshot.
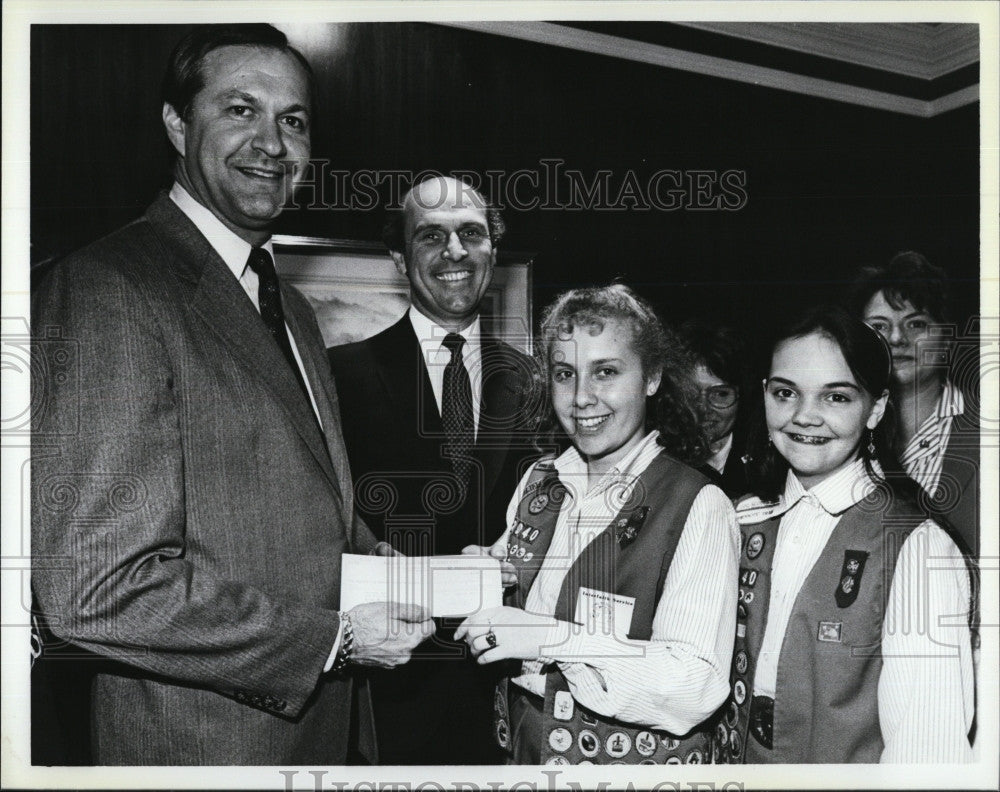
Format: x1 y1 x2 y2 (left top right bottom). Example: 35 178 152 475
31 24 433 766
328 176 541 764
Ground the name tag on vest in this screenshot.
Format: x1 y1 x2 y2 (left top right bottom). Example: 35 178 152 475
575 587 636 638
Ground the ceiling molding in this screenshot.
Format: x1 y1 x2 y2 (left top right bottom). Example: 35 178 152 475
443 21 978 118
675 22 978 80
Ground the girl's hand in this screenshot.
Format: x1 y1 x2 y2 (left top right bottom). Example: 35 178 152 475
460 543 517 587
456 606 557 663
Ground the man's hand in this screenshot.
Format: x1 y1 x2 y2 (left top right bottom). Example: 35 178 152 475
372 541 403 557
347 602 434 668
461 543 517 587
456 606 557 664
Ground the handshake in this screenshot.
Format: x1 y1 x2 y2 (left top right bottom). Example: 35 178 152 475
338 542 516 669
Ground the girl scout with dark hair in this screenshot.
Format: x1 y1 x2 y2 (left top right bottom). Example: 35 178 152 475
457 284 739 765
723 305 974 763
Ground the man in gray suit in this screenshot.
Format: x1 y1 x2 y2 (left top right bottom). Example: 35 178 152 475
31 24 433 765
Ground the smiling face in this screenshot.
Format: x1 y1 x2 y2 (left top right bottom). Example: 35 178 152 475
163 45 311 245
765 332 887 490
862 290 943 389
550 318 661 480
392 177 496 332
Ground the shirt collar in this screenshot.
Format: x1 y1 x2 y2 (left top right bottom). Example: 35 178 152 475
169 183 274 281
938 380 965 419
554 430 661 499
408 304 481 354
783 457 877 517
706 433 733 474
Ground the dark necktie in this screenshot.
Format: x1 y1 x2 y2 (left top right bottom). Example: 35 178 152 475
245 247 312 405
441 333 474 495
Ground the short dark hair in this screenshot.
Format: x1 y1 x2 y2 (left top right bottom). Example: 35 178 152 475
381 180 506 253
677 319 747 389
162 24 314 120
848 250 952 324
746 305 895 500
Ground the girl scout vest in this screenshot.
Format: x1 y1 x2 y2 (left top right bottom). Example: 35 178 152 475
495 452 721 765
718 489 926 763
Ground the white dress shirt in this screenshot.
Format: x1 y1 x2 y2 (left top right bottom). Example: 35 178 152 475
900 379 964 497
748 459 974 762
408 306 482 438
496 431 740 735
706 432 734 474
169 183 322 426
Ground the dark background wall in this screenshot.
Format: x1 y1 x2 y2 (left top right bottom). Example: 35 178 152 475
31 22 980 355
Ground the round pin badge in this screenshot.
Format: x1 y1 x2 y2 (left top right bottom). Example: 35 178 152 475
666 756 682 764
494 690 507 718
495 720 509 749
735 651 748 675
730 731 742 757
605 731 632 759
660 737 681 751
716 723 728 745
746 533 765 559
577 760 594 765
548 727 572 753
639 759 657 765
685 749 703 764
580 711 598 726
635 731 657 757
733 678 747 705
545 756 569 765
727 701 739 727
577 730 599 758
528 494 549 514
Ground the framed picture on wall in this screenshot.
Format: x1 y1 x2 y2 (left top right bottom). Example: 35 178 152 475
273 235 535 352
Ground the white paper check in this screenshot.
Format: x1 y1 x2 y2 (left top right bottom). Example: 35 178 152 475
340 554 503 617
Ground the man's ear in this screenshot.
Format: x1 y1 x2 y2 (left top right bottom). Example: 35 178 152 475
162 102 186 158
390 250 407 278
866 389 890 430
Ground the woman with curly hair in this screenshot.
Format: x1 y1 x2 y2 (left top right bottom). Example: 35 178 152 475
458 284 739 765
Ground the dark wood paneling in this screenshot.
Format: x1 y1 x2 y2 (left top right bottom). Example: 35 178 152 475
30 22 979 345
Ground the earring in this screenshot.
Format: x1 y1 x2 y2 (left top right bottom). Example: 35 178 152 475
767 435 774 448
867 430 876 457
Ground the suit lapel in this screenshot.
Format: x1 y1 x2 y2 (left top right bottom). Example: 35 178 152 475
145 195 338 490
373 318 442 438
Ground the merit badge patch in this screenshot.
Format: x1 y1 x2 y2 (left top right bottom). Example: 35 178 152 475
817 621 843 642
835 549 869 608
527 493 549 514
605 731 631 758
553 690 574 721
746 532 765 559
548 727 572 753
635 731 657 757
578 730 600 758
615 506 650 547
735 650 748 675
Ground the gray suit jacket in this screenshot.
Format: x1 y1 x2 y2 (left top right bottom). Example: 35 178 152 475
31 193 377 765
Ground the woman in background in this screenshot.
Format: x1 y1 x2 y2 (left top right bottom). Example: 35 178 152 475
725 305 974 763
849 251 979 556
458 284 739 765
678 319 751 498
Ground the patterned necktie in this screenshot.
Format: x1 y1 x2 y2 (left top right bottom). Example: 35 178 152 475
245 247 312 405
441 332 474 494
